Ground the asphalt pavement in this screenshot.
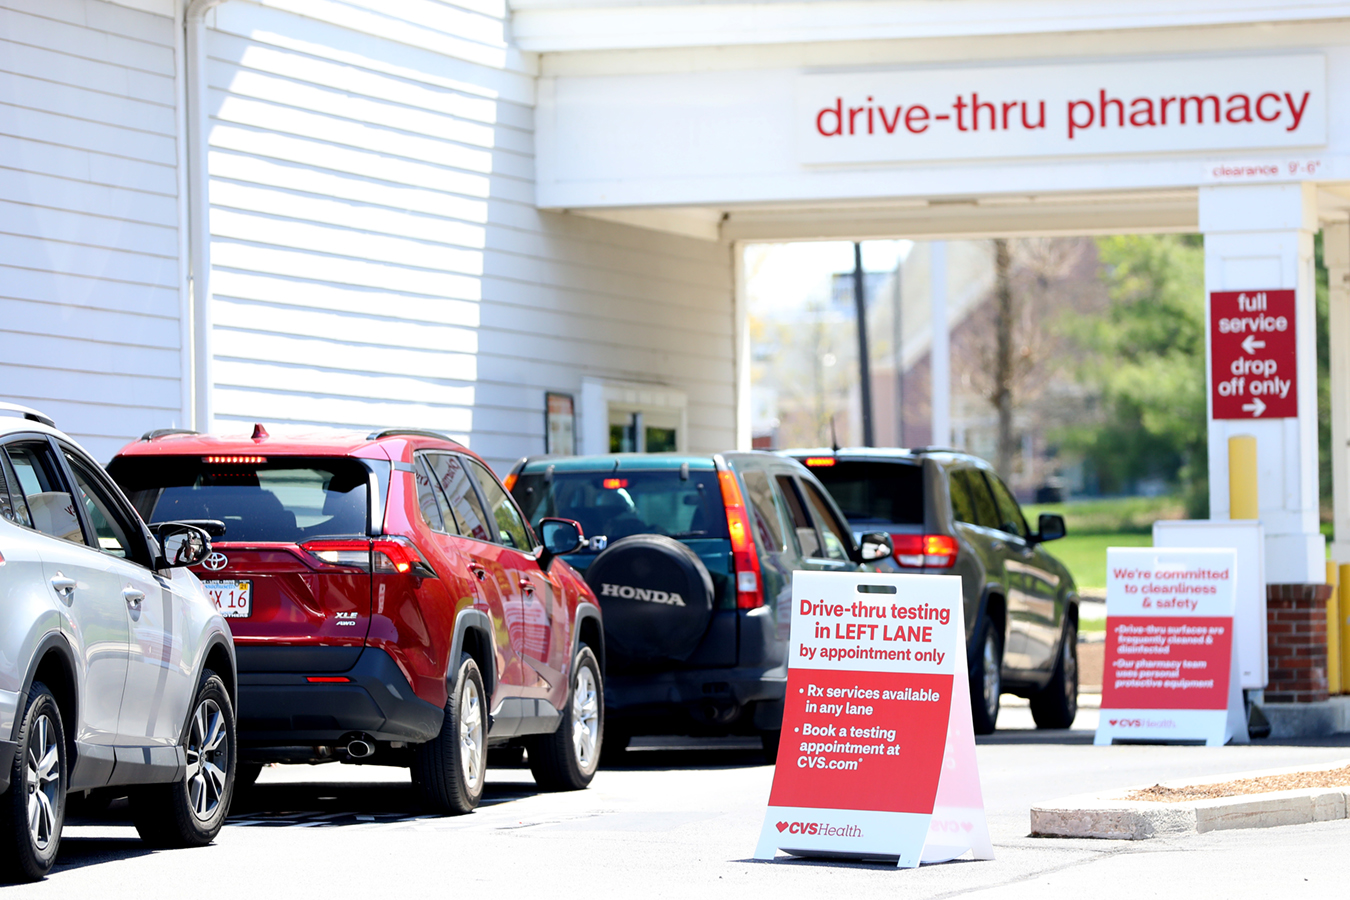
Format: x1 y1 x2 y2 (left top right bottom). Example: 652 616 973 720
12 698 1350 898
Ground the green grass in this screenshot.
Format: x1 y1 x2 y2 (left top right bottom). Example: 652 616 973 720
1021 495 1188 592
1044 532 1152 590
1024 494 1186 535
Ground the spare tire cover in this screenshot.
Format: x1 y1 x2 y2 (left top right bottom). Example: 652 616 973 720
583 534 714 665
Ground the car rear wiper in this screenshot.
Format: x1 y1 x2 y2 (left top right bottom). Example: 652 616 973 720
668 530 709 538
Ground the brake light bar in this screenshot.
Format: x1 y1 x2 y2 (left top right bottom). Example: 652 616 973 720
890 534 959 568
602 478 628 489
203 455 267 464
372 536 437 579
301 539 371 569
306 676 351 683
804 457 836 467
717 470 764 609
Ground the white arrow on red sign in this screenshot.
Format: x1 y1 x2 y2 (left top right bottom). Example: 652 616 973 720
1241 335 1266 355
1242 397 1267 417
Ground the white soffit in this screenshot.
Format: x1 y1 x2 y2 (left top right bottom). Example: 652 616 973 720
571 206 725 241
509 0 1350 53
717 189 1200 242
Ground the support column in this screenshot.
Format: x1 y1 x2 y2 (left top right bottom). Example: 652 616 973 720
1200 183 1324 584
1325 221 1350 563
930 241 951 448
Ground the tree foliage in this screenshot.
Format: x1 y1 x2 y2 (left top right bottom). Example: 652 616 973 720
1059 234 1208 513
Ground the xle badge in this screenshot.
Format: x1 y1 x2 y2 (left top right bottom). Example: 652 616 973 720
335 611 359 627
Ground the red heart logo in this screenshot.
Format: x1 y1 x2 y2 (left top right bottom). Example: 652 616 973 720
776 821 789 832
961 822 972 832
1109 719 1118 726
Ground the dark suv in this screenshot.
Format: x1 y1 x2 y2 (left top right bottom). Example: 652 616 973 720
786 448 1077 734
506 453 892 755
108 427 604 813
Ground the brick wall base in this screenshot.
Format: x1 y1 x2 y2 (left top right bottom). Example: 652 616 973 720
1266 584 1333 703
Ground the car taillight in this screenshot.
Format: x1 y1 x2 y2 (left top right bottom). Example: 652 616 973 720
717 470 764 609
301 539 372 570
503 472 518 492
891 534 959 568
372 536 437 579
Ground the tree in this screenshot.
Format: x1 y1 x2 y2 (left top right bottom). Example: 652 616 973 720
1060 234 1208 512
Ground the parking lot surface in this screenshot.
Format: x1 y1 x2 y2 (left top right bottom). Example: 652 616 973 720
15 700 1349 898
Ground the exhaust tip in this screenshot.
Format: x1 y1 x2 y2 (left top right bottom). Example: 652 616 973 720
344 737 375 759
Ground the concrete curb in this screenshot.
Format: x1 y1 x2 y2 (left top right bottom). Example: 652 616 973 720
1031 759 1350 840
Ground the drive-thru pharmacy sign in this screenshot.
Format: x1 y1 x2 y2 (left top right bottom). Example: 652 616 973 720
1095 547 1247 746
1210 289 1297 419
755 572 992 867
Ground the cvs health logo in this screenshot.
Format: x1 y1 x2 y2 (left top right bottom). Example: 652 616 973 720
775 821 864 838
1109 719 1143 728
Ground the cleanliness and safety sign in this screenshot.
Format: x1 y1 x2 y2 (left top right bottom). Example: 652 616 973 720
1096 547 1247 746
755 571 992 866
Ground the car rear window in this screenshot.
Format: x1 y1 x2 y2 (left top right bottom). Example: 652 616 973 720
111 456 370 543
808 460 924 525
512 470 727 544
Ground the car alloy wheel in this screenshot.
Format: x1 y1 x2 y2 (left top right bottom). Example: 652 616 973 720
25 714 61 851
571 665 600 772
982 630 1001 720
185 698 229 822
458 677 485 794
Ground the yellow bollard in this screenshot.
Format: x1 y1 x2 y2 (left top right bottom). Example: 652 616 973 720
1342 564 1350 695
1228 435 1259 519
1328 562 1342 695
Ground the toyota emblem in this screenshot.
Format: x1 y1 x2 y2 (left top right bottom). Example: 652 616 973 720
203 552 229 571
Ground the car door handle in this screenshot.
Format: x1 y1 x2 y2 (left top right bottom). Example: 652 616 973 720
518 579 535 595
989 541 1005 552
468 564 487 581
50 574 76 597
123 587 145 611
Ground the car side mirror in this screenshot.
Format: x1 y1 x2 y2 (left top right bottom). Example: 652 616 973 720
538 517 585 569
150 518 226 539
157 523 212 569
1034 513 1066 544
858 531 894 563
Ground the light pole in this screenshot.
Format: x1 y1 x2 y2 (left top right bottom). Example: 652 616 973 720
852 242 874 447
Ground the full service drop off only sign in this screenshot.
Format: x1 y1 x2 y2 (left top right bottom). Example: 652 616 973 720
755 572 992 867
1210 289 1297 419
1095 547 1247 747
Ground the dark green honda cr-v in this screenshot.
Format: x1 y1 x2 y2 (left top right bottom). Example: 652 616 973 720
506 452 892 756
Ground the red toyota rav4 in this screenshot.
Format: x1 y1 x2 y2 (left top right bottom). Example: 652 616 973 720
107 427 604 813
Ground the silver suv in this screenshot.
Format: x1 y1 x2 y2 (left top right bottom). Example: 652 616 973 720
0 403 238 881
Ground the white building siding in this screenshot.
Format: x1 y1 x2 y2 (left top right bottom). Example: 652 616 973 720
0 0 183 461
203 0 734 471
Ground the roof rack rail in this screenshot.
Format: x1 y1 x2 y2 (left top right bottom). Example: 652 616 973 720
366 428 453 442
141 428 200 442
0 402 55 428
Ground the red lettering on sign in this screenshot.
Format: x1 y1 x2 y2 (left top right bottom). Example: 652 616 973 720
1209 289 1298 419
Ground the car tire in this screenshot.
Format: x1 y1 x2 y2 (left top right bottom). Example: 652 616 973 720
412 653 487 814
527 646 603 792
760 729 781 763
600 727 630 766
0 683 67 882
235 763 263 791
969 618 1003 736
1030 617 1079 730
131 671 236 848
